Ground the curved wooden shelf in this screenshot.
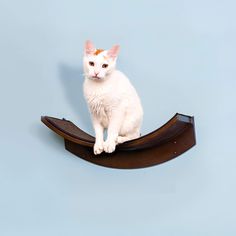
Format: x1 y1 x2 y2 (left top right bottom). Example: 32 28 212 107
41 113 196 169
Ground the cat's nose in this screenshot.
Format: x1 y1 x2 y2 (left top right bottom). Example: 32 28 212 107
94 72 99 76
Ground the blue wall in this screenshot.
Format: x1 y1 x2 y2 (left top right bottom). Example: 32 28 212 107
1 0 236 235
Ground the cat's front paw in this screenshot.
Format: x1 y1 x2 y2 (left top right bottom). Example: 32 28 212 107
103 140 116 153
93 142 104 155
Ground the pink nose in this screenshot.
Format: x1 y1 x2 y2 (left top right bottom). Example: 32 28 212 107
94 72 99 76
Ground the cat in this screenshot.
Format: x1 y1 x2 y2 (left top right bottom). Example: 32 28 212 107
83 40 143 155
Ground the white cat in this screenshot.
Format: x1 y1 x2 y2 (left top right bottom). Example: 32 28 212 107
83 40 143 155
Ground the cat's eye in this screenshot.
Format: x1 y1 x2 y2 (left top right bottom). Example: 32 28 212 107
89 61 94 66
102 64 108 68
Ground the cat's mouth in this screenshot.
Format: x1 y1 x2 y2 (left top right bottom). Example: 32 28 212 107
92 75 101 80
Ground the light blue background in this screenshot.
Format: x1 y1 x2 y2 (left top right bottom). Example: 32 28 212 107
1 0 236 235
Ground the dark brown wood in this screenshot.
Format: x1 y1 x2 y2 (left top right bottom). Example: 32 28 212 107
41 113 196 169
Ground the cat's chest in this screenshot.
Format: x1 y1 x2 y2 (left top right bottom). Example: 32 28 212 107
86 91 112 127
87 91 109 109
83 79 120 125
84 81 113 106
85 87 113 116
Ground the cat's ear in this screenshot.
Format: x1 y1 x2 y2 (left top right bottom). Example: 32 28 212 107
84 40 96 55
107 45 120 59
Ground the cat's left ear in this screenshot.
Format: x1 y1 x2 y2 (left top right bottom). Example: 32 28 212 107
107 45 120 59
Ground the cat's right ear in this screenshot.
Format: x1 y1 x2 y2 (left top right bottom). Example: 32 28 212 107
84 40 96 55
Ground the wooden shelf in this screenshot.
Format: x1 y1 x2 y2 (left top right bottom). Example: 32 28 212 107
41 113 196 169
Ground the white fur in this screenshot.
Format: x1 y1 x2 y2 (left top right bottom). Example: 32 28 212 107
83 41 143 154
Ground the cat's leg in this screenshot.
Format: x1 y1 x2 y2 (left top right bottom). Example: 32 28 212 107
117 114 142 144
116 129 141 144
103 110 124 153
92 116 104 155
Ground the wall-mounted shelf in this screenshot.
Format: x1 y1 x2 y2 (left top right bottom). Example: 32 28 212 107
41 113 196 169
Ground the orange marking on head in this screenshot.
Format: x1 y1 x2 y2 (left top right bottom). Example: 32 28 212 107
94 49 104 55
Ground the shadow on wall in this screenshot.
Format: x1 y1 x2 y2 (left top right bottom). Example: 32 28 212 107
30 64 91 155
58 63 91 130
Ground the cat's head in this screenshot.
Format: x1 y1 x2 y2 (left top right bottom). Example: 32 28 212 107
83 40 120 81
